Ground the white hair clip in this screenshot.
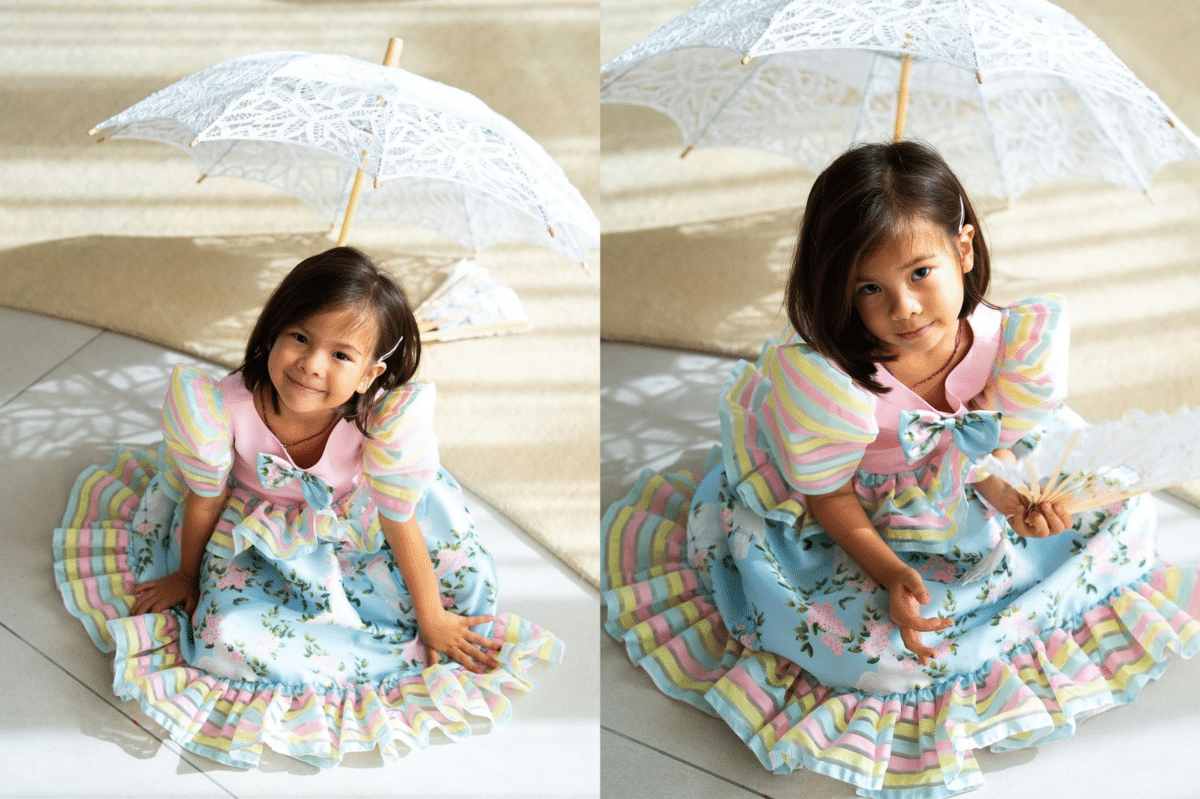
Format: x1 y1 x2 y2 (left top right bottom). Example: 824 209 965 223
378 336 403 362
958 195 966 233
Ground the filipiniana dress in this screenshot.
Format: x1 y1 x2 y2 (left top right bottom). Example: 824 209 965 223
602 295 1200 798
53 364 562 768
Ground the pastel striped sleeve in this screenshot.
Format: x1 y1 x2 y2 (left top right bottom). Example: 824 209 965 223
161 364 233 497
721 338 877 520
362 382 439 522
984 295 1069 446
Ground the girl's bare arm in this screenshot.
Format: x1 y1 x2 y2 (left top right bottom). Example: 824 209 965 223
131 487 225 615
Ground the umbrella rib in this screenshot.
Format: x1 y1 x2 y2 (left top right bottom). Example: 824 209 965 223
851 52 883 143
196 139 241 182
1073 85 1152 191
955 0 984 81
972 77 1014 203
689 56 770 150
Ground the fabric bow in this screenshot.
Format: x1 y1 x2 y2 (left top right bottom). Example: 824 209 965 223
257 452 335 511
898 409 1003 463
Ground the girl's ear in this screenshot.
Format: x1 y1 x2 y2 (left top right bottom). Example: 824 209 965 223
357 361 388 394
957 224 976 274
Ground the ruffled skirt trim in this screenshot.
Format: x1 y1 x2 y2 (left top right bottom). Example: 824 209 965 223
108 609 563 768
603 467 1200 799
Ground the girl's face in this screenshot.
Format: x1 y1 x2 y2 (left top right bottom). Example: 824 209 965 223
267 305 387 420
852 217 975 359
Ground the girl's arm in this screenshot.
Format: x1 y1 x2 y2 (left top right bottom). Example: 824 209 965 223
130 487 225 616
379 515 501 674
973 448 1074 537
805 484 951 664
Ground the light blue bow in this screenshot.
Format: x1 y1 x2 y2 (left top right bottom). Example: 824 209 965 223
256 452 335 510
898 409 1003 463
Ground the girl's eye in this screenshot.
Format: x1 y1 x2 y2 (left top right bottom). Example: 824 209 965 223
912 266 931 280
857 284 881 296
291 332 308 344
334 352 352 362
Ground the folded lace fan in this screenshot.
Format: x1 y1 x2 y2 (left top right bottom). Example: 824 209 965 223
976 407 1200 515
414 258 531 343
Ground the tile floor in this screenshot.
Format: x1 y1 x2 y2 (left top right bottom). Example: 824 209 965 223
0 307 599 798
601 341 1200 799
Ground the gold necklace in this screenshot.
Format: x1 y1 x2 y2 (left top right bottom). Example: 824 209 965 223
257 389 338 451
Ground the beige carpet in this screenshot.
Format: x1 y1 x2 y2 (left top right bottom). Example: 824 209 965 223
1 1 600 584
600 0 1200 507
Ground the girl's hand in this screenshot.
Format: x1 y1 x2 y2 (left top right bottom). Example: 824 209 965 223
420 610 503 674
885 567 951 665
131 570 200 617
998 488 1073 538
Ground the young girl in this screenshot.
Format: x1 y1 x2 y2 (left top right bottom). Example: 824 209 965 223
603 141 1200 797
53 246 562 768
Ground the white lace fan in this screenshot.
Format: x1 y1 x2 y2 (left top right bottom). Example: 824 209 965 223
956 407 1200 586
976 407 1200 516
414 258 531 343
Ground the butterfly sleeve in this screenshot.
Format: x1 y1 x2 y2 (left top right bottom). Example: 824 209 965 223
720 333 878 522
362 382 439 522
980 295 1069 447
161 364 234 497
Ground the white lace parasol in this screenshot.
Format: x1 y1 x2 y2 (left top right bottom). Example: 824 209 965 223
91 46 599 265
601 0 1200 202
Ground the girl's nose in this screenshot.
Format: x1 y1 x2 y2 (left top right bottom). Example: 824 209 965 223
891 290 920 319
298 350 326 375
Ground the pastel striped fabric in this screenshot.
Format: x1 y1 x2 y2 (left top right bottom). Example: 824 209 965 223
108 609 563 768
720 330 877 524
977 296 1068 448
362 383 439 522
603 295 1200 797
53 446 156 651
162 365 233 497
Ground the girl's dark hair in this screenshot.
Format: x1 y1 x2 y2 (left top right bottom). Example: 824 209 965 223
238 246 421 435
784 140 992 394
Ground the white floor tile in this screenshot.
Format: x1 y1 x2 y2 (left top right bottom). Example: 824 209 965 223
0 625 230 797
601 728 773 799
7 321 597 798
0 307 98 405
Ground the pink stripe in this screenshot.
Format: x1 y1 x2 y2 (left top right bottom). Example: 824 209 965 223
618 509 651 579
646 482 675 516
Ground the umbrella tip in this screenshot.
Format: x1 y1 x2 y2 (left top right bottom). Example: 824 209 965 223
197 173 208 185
188 137 199 148
548 225 557 239
1167 116 1178 129
88 126 98 136
741 53 752 65
976 71 984 84
1005 196 1013 209
680 145 693 159
1144 189 1156 204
